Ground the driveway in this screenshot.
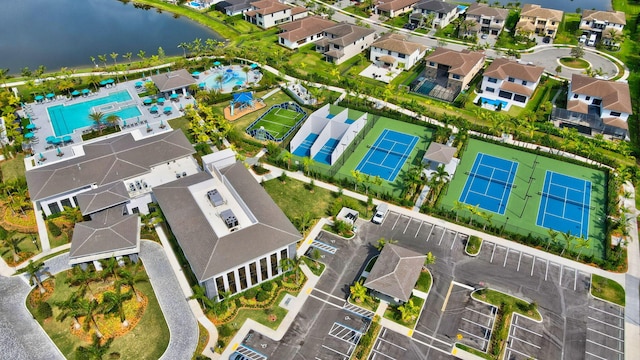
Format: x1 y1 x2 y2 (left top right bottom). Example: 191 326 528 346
0 240 197 360
514 47 618 79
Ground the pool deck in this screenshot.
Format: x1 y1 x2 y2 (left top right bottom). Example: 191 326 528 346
200 64 263 93
22 79 196 167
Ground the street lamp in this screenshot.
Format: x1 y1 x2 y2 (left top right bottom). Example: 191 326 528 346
501 217 510 234
31 235 39 251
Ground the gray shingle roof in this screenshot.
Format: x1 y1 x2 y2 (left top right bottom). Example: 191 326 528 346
26 130 194 201
76 182 130 216
324 22 376 47
415 0 457 12
69 206 140 261
423 142 456 164
483 58 545 83
466 3 509 20
150 69 197 92
364 244 426 302
153 163 301 282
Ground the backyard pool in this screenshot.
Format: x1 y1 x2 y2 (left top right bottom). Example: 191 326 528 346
479 97 509 109
47 90 141 136
202 68 248 93
415 80 437 96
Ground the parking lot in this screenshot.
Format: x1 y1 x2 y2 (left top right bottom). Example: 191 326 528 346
237 211 625 360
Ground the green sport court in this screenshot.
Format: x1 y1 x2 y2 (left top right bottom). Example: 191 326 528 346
246 103 306 141
440 139 607 260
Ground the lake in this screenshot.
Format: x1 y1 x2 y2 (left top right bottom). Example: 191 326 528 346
0 0 222 74
462 0 612 13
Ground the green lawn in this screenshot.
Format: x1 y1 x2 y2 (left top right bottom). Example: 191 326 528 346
440 139 607 260
30 265 169 359
591 274 625 306
554 13 581 45
247 106 305 140
465 235 482 255
383 296 425 328
0 154 26 181
559 57 589 69
472 288 541 321
415 270 432 293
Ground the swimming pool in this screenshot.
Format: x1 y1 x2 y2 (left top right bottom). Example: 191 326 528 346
202 69 248 93
47 90 141 136
479 97 508 109
415 80 437 96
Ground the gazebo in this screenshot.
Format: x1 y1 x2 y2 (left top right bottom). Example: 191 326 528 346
364 244 426 304
422 142 457 168
150 69 197 98
229 92 254 116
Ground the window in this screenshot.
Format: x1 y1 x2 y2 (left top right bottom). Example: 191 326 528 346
270 253 279 276
488 77 497 83
238 267 248 290
452 74 460 80
72 196 79 207
61 198 72 209
260 258 269 280
398 53 405 59
508 77 515 82
498 90 512 99
486 87 495 93
585 96 591 101
514 94 527 103
387 50 391 55
227 272 237 294
216 277 225 294
281 249 288 261
522 81 527 86
610 111 622 117
573 94 578 99
429 61 435 67
48 203 61 215
592 99 602 105
250 263 258 285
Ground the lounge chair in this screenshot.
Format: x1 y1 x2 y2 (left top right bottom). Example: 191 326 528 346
56 152 64 157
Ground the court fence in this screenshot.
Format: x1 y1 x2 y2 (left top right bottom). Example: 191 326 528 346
245 102 307 142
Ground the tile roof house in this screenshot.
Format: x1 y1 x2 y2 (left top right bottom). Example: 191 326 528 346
369 33 428 70
410 0 459 29
154 150 301 299
315 22 377 65
423 47 485 90
515 4 563 39
480 58 545 109
462 2 509 37
374 0 420 18
364 244 426 303
567 74 632 132
215 0 254 16
579 10 626 47
244 0 308 29
277 16 335 50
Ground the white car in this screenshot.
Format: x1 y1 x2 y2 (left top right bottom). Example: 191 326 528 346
579 35 587 44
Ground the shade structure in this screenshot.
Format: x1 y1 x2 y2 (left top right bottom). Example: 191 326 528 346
63 135 72 142
82 89 90 94
46 93 55 98
250 63 258 69
39 153 44 159
199 82 205 88
51 138 62 144
135 81 143 87
57 147 62 155
192 71 200 76
170 93 179 99
24 132 35 139
157 98 165 104
71 90 80 96
35 95 44 101
99 80 108 86
235 80 243 86
163 106 172 113
143 98 153 104
106 79 114 84
226 69 233 73
213 61 221 66
25 123 36 130
45 136 56 143
150 105 159 113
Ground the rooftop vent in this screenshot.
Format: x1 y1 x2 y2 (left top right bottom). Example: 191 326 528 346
220 209 239 230
207 189 224 207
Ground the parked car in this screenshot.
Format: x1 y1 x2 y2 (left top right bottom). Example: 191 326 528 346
372 203 389 224
579 34 587 44
481 33 488 39
542 36 551 44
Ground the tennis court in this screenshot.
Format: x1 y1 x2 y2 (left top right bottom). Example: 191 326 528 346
292 133 319 157
246 103 306 141
313 138 340 165
355 129 418 182
459 153 518 215
536 171 591 238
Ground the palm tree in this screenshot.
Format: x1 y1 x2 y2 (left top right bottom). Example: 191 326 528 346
560 231 573 257
67 265 98 299
350 280 368 303
546 229 559 251
279 256 301 283
575 237 590 261
105 114 120 129
99 257 120 285
61 206 83 223
282 150 292 170
97 54 108 69
76 334 113 360
242 66 251 85
480 211 493 231
329 66 341 82
78 298 104 338
88 111 105 134
102 286 133 327
376 237 397 251
467 204 480 226
110 52 119 67
140 210 161 233
302 156 314 176
452 200 465 222
190 285 215 310
24 260 51 294
2 230 26 263
351 170 364 192
55 291 83 330
117 262 148 303
423 252 436 270
398 299 420 323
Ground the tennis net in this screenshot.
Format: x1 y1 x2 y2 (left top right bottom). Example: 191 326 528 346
467 171 513 187
541 192 590 208
367 144 411 158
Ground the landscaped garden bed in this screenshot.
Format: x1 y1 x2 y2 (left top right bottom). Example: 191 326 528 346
414 270 432 293
383 296 425 329
590 274 625 306
465 235 483 256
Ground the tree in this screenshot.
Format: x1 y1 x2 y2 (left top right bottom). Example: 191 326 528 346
55 291 83 330
102 286 133 327
555 65 562 76
294 211 314 234
570 44 585 59
140 208 161 232
398 299 420 322
560 231 574 256
24 260 51 294
105 114 120 129
467 204 480 226
279 256 301 283
351 170 364 192
424 252 436 269
110 52 119 67
97 54 108 69
2 230 26 263
88 111 105 134
376 237 397 251
67 266 98 299
575 236 590 261
99 257 120 285
282 150 292 170
75 334 113 360
546 229 558 251
452 200 465 222
61 206 83 223
190 285 215 309
302 156 314 176
78 298 104 338
117 261 148 303
350 280 368 303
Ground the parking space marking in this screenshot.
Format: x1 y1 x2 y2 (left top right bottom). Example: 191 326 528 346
370 349 395 360
329 322 362 345
236 344 268 360
461 316 492 330
321 344 349 359
426 225 434 242
559 264 564 286
415 221 424 237
457 327 489 343
343 302 374 319
312 240 337 254
412 329 452 347
465 306 495 320
587 316 624 330
531 257 536 276
438 229 446 245
377 337 407 351
511 323 543 337
490 244 498 263
403 218 412 234
588 305 625 319
585 351 610 360
544 259 549 281
450 232 459 250
515 251 522 271
505 346 536 359
392 214 401 230
308 293 343 309
587 327 624 342
509 334 541 349
503 248 510 267
410 334 452 355
586 339 624 354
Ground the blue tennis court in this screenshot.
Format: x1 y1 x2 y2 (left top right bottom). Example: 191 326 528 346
292 133 318 157
536 171 591 238
355 129 418 182
313 138 339 165
459 153 518 215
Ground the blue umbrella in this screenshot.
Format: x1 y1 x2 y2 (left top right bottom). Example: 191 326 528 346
199 82 206 88
46 136 55 143
164 106 172 113
150 105 158 113
192 71 200 76
135 81 143 87
25 123 36 130
106 79 114 84
143 98 153 104
226 69 233 73
100 80 108 85
71 90 80 96
82 88 90 94
57 147 62 155
51 138 62 145
46 93 55 98
157 98 165 104
170 93 179 99
63 135 72 142
213 61 221 66
39 153 44 160
250 63 258 69
123 120 127 126
236 80 243 86
24 132 34 139
35 95 44 101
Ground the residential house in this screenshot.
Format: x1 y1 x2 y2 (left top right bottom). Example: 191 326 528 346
364 244 426 304
277 16 335 50
480 58 545 108
374 0 420 18
215 0 253 16
515 4 563 39
579 10 626 47
244 0 308 29
154 149 301 299
410 0 459 29
423 47 485 90
315 22 377 64
461 2 509 37
566 74 632 135
369 33 428 70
